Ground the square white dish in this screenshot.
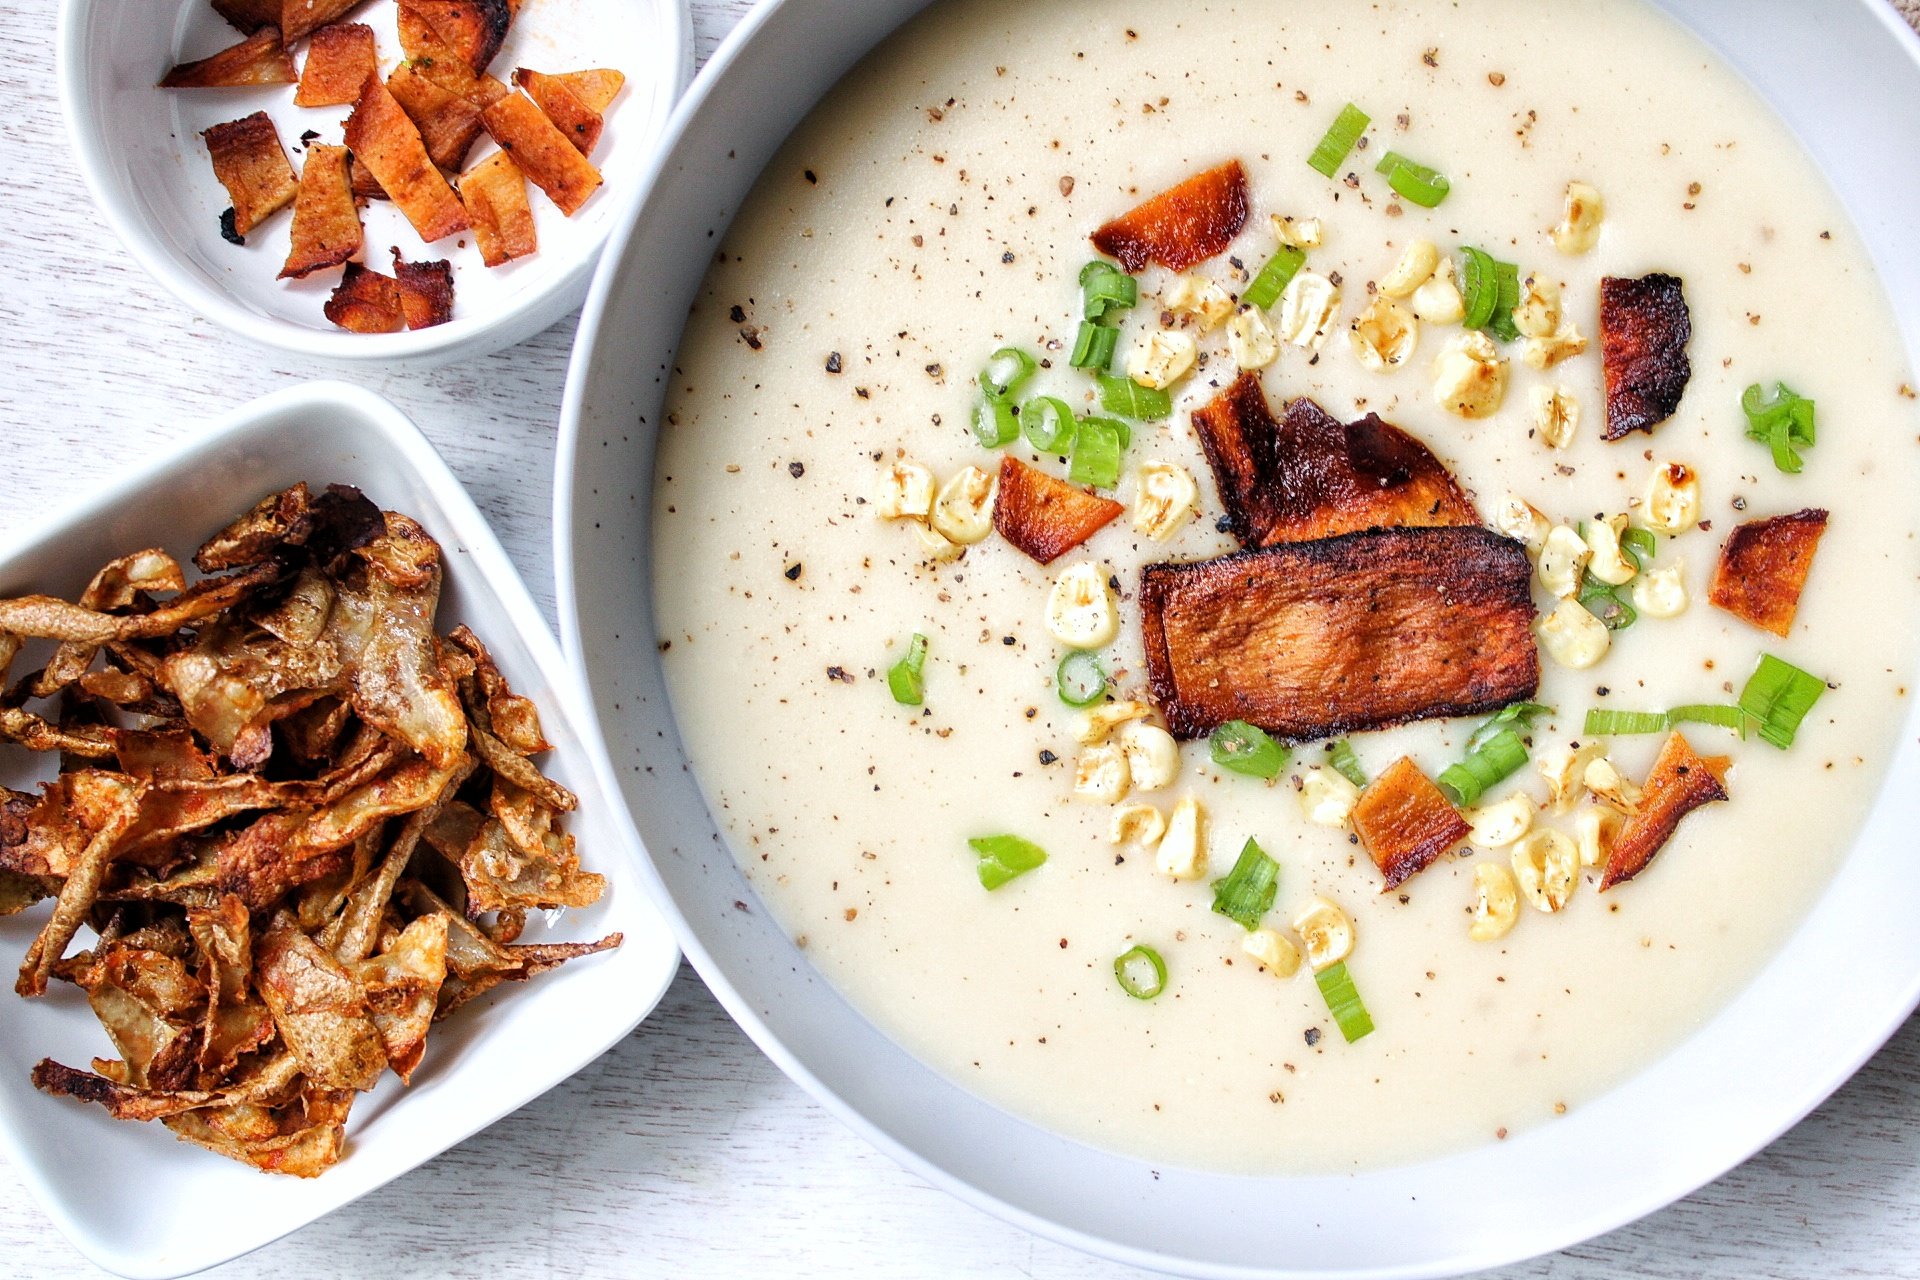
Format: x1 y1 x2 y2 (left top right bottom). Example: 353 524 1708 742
0 380 680 1279
58 0 691 367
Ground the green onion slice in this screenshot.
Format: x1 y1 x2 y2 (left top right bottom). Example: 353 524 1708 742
1488 259 1522 342
1668 703 1750 735
1328 739 1368 788
886 633 929 705
1579 574 1637 631
1584 708 1670 736
1097 373 1173 421
1741 382 1817 474
1739 653 1826 749
1374 150 1451 208
1620 527 1660 574
979 346 1036 401
1209 719 1288 779
1068 417 1126 489
1056 650 1109 708
1113 944 1168 999
1314 961 1374 1043
969 834 1048 890
1021 395 1077 453
1464 702 1552 754
1240 246 1306 311
1080 261 1139 320
1459 246 1499 331
1211 838 1280 931
971 397 1018 448
1436 727 1529 807
1307 103 1371 178
1069 321 1121 371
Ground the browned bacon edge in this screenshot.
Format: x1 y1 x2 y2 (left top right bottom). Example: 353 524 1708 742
1352 757 1471 890
1089 160 1249 274
1600 731 1730 890
1601 273 1692 439
1707 507 1829 638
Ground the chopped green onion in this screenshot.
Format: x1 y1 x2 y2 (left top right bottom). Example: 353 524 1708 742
1307 103 1371 178
1080 261 1139 320
1738 653 1826 749
1209 719 1288 779
1741 382 1817 474
1374 151 1450 208
1068 417 1125 489
1459 246 1499 331
1328 739 1367 788
1096 373 1172 421
1583 708 1671 736
1464 702 1552 754
1620 526 1660 574
1211 838 1280 931
969 834 1048 890
887 633 929 705
971 397 1018 448
1240 246 1307 311
1113 944 1168 999
1578 573 1637 631
1069 320 1120 370
979 346 1036 401
1668 703 1750 735
1488 259 1522 342
1021 395 1077 453
1056 650 1109 707
1314 961 1374 1043
1436 727 1529 807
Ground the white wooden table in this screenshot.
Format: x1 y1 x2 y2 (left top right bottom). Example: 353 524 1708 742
2 2 1917 1276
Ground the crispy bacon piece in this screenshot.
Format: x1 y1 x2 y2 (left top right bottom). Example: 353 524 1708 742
1090 160 1248 273
1190 374 1478 547
280 144 361 280
458 150 537 267
213 0 280 34
396 6 512 105
554 68 625 114
160 28 296 88
1600 732 1729 889
1601 273 1692 439
1140 526 1538 740
293 22 376 108
1708 508 1829 638
405 0 513 73
280 0 365 43
514 68 601 155
342 76 470 243
390 249 455 329
991 455 1124 564
323 263 406 333
1352 757 1471 889
202 112 297 237
387 62 486 171
481 91 603 215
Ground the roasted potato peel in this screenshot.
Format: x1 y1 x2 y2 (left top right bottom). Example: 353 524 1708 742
7 484 615 1175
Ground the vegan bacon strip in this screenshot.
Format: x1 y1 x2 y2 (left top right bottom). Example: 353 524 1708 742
324 263 406 333
991 455 1124 564
553 67 625 114
387 62 487 172
160 28 297 88
1352 757 1471 890
1090 160 1249 273
212 0 281 33
458 150 537 267
396 6 511 106
481 91 603 215
202 112 298 237
514 68 602 156
280 143 362 280
404 0 513 73
390 249 455 329
1707 507 1829 638
1600 732 1729 889
280 0 367 44
1190 373 1478 547
293 22 377 108
1140 526 1539 741
1601 272 1693 439
343 76 471 243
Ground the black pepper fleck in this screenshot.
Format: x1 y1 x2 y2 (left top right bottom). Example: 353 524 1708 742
825 352 842 373
1039 750 1059 765
1304 1028 1322 1046
788 461 805 478
784 563 803 581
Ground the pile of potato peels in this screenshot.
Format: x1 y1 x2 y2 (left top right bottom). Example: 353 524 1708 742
0 483 616 1176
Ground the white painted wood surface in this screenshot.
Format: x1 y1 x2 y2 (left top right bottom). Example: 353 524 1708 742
1 2 1916 1276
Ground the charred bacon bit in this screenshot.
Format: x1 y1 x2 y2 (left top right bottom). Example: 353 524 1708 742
202 112 298 237
991 455 1124 564
1140 526 1539 741
480 91 604 216
212 0 280 34
293 22 377 108
279 0 365 44
160 28 296 88
387 62 487 172
396 5 512 106
514 68 602 156
1090 160 1249 273
1601 732 1729 890
280 144 362 281
1190 373 1478 547
1352 756 1471 890
343 76 471 243
458 150 537 267
390 249 456 329
406 0 513 73
1601 273 1692 439
1707 507 1830 638
324 263 407 334
554 67 625 115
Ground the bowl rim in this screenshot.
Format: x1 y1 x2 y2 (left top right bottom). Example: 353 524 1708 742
552 1 1920 1275
0 379 682 1279
54 0 695 365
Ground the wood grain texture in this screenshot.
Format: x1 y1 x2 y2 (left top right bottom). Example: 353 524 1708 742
0 1 1916 1277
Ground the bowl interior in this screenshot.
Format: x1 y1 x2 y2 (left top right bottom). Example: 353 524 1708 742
557 0 1920 1275
0 383 679 1279
61 0 688 361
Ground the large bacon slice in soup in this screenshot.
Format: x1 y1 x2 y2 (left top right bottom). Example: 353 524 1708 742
1190 373 1478 547
992 456 1123 564
1090 160 1249 274
1600 731 1729 890
1600 273 1692 439
1352 757 1471 890
1139 526 1538 740
1707 507 1829 637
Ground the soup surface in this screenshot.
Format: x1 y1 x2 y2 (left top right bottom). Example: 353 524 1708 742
654 0 1920 1173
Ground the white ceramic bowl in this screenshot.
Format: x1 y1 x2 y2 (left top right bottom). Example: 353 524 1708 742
57 0 691 367
0 381 681 1279
555 2 1920 1275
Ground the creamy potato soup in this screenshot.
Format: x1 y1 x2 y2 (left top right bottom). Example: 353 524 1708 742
654 0 1920 1173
